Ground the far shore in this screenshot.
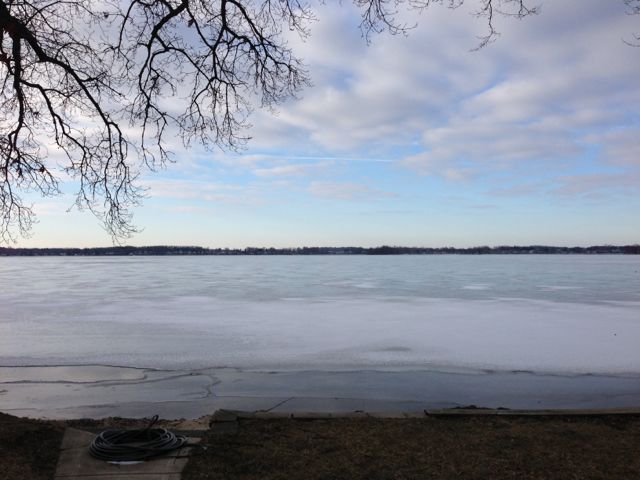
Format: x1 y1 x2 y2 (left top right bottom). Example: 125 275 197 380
2 244 640 256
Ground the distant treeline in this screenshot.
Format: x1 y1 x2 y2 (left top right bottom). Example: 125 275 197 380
1 244 639 256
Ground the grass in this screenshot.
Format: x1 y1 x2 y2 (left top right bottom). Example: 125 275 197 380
183 415 640 480
2 412 640 479
0 412 64 480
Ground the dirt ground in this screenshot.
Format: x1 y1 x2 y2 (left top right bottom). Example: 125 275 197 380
2 412 640 479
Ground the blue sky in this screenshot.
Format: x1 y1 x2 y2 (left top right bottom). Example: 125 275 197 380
21 0 640 247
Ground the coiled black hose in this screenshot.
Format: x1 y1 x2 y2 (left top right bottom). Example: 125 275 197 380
89 415 188 462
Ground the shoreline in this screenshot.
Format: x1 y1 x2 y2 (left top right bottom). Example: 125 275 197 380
5 360 640 378
3 364 640 420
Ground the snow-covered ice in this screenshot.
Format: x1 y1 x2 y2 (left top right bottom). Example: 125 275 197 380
1 255 639 374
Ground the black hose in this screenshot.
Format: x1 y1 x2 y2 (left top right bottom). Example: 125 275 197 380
89 415 188 462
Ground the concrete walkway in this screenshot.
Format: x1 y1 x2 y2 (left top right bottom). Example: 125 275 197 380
54 428 199 480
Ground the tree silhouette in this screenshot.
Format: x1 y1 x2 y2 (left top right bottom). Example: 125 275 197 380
0 0 602 242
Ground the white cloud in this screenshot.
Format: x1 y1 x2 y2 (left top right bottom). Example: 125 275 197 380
588 128 640 167
552 172 640 197
247 2 494 152
153 1 640 209
31 200 71 217
165 205 210 214
252 161 333 177
141 178 247 203
240 1 640 196
308 181 396 200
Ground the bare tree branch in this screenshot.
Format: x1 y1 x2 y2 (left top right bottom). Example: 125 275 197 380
1 0 135 240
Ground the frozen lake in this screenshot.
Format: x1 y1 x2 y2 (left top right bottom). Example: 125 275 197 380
1 255 640 375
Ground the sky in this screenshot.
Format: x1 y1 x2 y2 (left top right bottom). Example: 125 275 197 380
19 0 640 248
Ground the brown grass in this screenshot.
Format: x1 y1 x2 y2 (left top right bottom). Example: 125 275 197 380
0 413 64 480
2 412 640 479
183 415 640 480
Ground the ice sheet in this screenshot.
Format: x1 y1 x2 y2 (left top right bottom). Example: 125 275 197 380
2 255 639 374
2 295 639 374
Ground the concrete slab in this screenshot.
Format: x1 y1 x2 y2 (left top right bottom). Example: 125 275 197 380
54 427 198 480
59 428 95 451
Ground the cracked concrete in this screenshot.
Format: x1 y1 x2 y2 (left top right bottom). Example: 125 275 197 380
2 364 640 419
